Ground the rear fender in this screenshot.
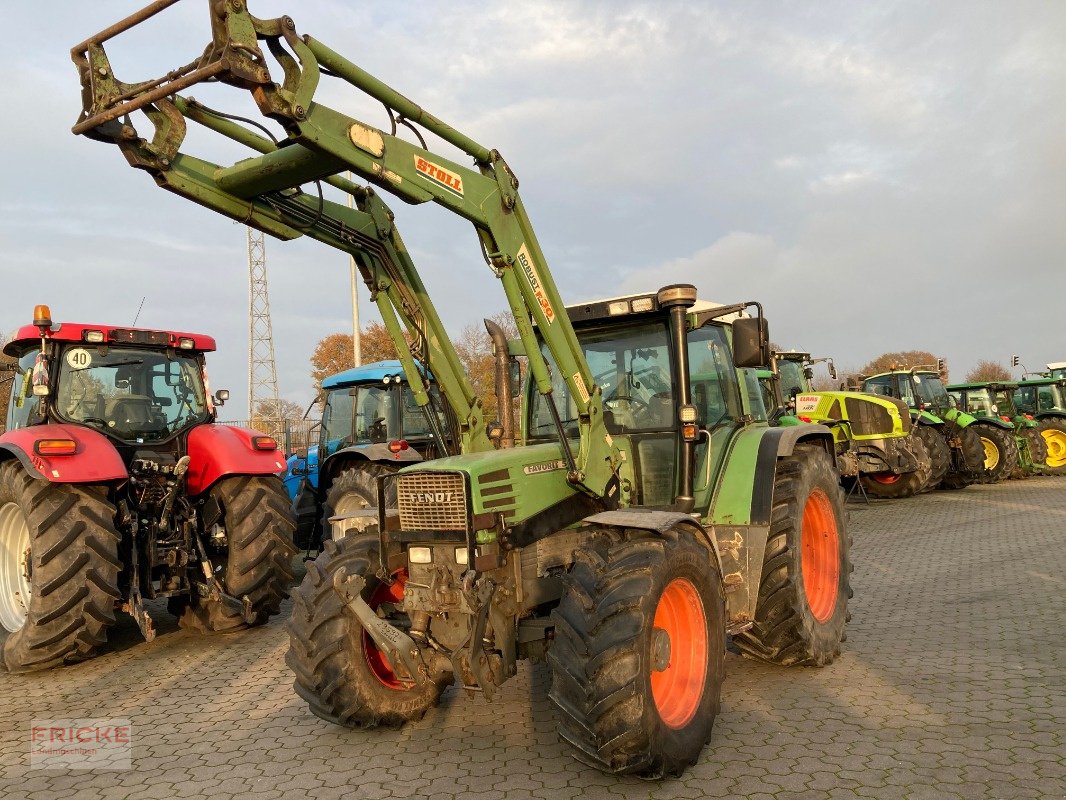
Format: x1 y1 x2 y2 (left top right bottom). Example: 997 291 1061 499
0 424 127 483
185 425 287 496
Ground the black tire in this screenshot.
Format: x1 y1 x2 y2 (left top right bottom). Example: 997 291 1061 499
548 525 725 778
175 476 296 633
1035 418 1066 476
971 424 1018 484
286 534 451 727
0 462 121 673
914 424 949 491
1014 427 1048 478
735 444 851 666
940 426 983 490
321 463 398 538
860 433 931 499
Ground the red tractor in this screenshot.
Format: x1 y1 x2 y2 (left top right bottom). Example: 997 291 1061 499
0 306 297 672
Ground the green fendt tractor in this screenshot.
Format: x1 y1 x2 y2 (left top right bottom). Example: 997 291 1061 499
1013 375 1066 475
761 353 929 497
73 3 852 777
948 382 1048 479
861 367 984 490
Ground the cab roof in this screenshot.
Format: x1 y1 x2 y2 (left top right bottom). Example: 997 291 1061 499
947 381 1019 391
322 359 430 390
3 322 215 357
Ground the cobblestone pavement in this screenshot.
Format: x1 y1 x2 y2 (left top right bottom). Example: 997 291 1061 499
1 479 1064 799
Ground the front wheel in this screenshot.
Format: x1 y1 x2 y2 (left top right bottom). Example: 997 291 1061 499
0 462 121 672
286 535 451 727
321 464 398 539
860 433 930 499
548 526 725 778
940 426 983 490
1036 419 1066 475
735 444 851 666
175 476 296 633
1014 427 1048 478
972 424 1018 484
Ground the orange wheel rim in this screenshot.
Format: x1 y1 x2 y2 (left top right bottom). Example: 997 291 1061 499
650 577 708 729
801 489 840 623
869 472 901 484
362 569 407 689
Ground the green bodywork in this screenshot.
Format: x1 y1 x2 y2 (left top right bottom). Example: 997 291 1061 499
69 4 839 697
948 381 1044 473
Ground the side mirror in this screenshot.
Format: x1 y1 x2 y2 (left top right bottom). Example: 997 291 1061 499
733 317 770 368
508 359 522 398
828 359 838 380
214 389 230 406
31 353 50 397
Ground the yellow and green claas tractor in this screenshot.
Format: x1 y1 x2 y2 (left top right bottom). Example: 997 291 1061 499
861 366 985 492
1013 374 1066 475
947 381 1049 480
760 352 929 498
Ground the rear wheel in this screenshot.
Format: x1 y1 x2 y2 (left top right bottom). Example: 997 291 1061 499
735 444 851 666
548 525 724 778
914 425 949 491
861 433 930 498
0 462 121 673
1037 419 1066 475
175 476 296 633
940 426 983 490
971 424 1018 484
286 534 451 727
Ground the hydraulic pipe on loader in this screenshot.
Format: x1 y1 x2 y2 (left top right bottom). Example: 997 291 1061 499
71 2 622 498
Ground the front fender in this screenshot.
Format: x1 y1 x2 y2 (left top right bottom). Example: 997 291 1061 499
185 425 288 496
968 417 1014 431
0 424 127 483
319 444 424 494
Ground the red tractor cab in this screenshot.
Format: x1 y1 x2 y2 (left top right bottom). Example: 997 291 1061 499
0 306 296 672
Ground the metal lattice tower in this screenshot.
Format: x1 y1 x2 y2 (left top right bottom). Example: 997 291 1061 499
247 227 282 440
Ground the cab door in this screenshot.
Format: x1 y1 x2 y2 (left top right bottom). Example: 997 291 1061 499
687 324 744 500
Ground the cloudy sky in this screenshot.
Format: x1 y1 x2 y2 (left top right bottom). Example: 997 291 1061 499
2 1 1063 414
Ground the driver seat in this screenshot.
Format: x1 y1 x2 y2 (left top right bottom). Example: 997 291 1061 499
105 395 153 433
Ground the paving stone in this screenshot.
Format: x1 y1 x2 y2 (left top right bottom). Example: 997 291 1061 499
0 480 1064 799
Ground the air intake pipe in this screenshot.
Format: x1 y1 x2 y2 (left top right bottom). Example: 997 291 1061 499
484 318 515 448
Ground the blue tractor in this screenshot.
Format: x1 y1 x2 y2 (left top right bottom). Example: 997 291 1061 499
284 360 455 549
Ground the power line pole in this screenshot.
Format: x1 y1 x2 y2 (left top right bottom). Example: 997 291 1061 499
247 227 282 440
347 173 361 367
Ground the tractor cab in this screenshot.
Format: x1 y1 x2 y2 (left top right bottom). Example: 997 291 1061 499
1047 362 1066 381
524 290 772 509
4 306 226 452
862 368 953 418
775 351 814 401
947 381 1025 424
1015 377 1066 416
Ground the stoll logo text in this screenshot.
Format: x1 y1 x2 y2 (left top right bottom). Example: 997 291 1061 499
408 491 456 504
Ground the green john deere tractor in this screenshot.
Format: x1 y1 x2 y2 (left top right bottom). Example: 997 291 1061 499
1013 375 1066 475
861 367 985 491
948 382 1048 479
760 353 929 497
72 4 853 777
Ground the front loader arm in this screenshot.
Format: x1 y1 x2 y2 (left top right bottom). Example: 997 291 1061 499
71 2 621 496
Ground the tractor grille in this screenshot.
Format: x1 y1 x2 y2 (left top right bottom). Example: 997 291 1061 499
396 472 468 531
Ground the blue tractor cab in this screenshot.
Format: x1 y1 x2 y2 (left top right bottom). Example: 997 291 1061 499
285 360 455 549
